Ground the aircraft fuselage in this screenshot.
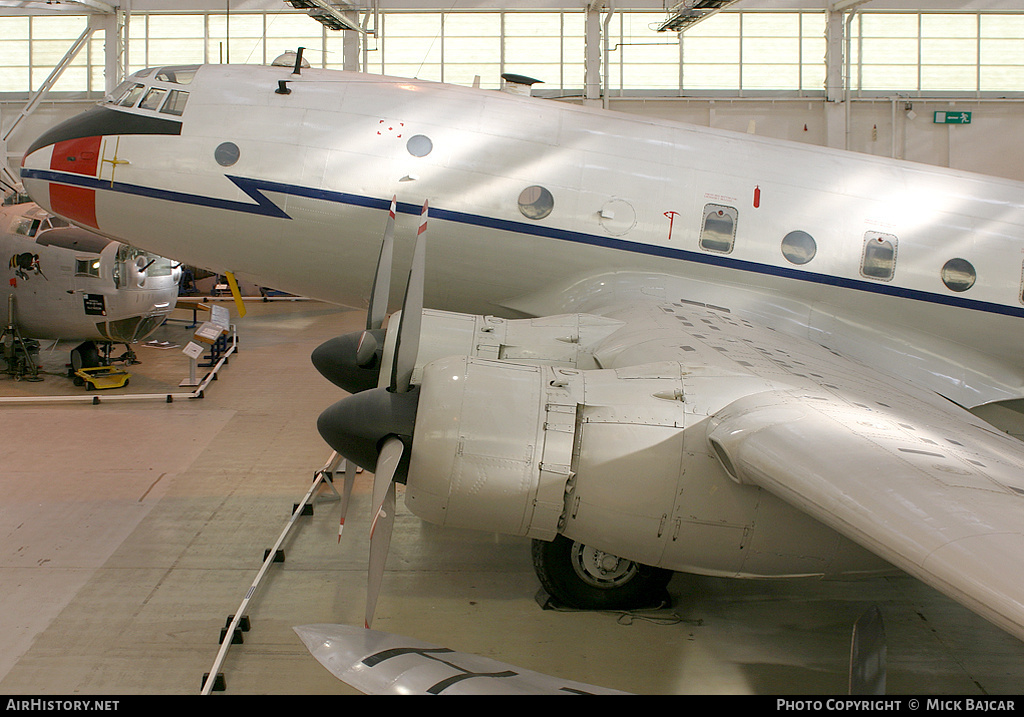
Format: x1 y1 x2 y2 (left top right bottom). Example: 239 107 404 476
19 64 1024 628
0 201 179 343
19 64 1024 409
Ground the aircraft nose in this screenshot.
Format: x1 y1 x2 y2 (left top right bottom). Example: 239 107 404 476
20 107 114 229
21 104 181 231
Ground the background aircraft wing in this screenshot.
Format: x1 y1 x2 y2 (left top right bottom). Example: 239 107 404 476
705 379 1024 642
293 624 631 694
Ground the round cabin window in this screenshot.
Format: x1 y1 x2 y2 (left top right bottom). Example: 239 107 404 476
407 135 433 157
781 230 817 265
941 257 976 292
518 186 554 220
214 142 240 167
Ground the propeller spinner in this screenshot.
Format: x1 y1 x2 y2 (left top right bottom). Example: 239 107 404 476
310 195 398 394
315 199 429 628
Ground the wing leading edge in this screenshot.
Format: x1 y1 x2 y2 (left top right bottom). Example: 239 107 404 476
584 298 1024 643
706 386 1024 642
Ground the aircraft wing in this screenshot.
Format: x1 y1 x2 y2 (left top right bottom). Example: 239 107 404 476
293 624 630 695
694 324 1024 642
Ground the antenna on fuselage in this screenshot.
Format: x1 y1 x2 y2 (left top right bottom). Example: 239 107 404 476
272 47 307 93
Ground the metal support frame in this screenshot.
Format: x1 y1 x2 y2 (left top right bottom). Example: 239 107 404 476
584 2 605 105
200 451 345 695
1 21 95 189
284 1 364 33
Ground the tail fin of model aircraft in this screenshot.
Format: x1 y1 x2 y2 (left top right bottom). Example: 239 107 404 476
293 607 886 694
292 623 631 695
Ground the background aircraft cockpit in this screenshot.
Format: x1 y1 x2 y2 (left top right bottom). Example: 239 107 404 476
1 199 182 370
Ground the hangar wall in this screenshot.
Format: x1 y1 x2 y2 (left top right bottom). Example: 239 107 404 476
4 4 1024 183
606 96 1024 181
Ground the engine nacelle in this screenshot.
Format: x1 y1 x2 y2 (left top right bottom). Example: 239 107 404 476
405 355 569 540
405 356 697 547
378 309 624 388
404 356 890 579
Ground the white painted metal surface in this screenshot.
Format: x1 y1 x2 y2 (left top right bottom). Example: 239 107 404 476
18 63 1024 650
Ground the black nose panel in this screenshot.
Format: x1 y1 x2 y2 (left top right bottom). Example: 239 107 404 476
25 106 182 157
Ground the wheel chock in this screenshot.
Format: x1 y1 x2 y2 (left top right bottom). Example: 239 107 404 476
293 503 314 516
264 548 285 563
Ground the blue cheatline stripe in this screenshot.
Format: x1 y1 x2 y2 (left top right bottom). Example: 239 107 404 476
20 169 291 219
21 168 1024 320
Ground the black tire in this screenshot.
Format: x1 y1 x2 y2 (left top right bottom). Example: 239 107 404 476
70 341 101 373
532 535 672 610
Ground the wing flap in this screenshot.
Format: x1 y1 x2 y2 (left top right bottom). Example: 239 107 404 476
706 390 1024 642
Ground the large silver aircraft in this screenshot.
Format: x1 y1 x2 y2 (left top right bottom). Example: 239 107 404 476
0 197 180 375
17 62 1024 650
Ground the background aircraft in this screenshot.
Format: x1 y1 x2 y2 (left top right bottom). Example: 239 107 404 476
18 61 1024 654
1 195 180 379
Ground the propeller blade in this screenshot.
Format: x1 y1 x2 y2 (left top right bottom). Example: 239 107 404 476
337 464 357 543
310 196 397 394
366 437 403 628
390 201 427 394
367 195 397 331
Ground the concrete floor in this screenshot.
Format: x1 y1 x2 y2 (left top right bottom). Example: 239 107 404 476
1 299 1022 696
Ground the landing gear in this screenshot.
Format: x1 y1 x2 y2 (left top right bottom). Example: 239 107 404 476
69 341 101 386
531 534 673 610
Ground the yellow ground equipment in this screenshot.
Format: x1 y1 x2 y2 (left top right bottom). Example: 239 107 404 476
74 365 131 390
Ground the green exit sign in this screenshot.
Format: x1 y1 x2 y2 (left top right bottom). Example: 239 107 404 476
934 111 972 124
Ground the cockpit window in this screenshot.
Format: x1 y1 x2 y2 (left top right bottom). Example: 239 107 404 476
76 258 101 278
154 65 198 85
117 83 146 107
160 90 189 116
45 216 70 229
13 217 41 237
108 80 131 102
114 245 174 288
139 87 168 111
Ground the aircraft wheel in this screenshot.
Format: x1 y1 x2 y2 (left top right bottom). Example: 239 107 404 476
70 341 101 373
531 535 672 610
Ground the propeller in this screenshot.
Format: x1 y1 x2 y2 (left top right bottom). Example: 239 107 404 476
316 200 429 628
310 195 398 394
366 437 402 628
